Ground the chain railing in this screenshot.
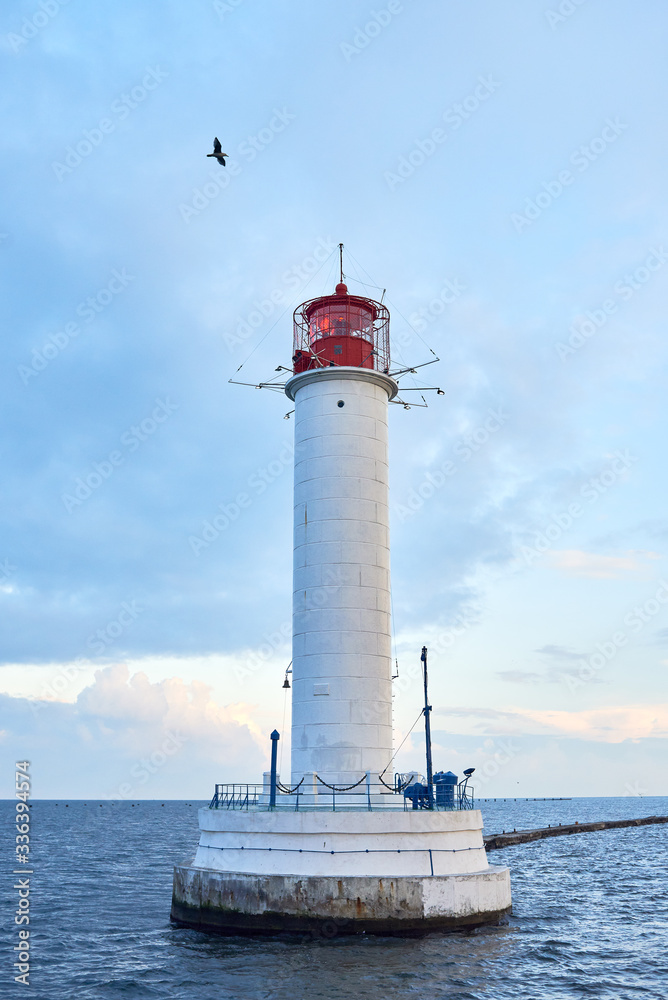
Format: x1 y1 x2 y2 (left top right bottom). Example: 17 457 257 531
209 776 475 812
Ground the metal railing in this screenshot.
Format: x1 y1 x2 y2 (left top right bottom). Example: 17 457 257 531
459 782 475 810
210 784 259 810
209 776 475 812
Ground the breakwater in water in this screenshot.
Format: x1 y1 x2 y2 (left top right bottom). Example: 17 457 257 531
484 814 668 850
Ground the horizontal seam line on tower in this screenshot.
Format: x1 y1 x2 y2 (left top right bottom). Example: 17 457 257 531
294 515 390 522
293 630 390 635
199 844 482 855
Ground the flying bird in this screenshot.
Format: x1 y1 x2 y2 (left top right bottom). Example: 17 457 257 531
207 137 229 166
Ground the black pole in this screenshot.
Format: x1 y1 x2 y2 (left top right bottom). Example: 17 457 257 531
269 730 280 808
421 646 434 808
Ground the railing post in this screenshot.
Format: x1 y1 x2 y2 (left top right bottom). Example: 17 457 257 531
366 771 371 811
269 730 280 809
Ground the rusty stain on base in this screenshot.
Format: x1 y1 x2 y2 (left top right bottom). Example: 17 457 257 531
170 863 512 938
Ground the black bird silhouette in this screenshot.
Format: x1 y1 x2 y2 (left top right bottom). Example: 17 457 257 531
207 137 229 166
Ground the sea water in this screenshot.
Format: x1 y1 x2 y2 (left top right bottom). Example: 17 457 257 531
1 797 666 999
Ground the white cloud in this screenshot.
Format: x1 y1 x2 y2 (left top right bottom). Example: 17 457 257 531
76 662 266 750
496 670 543 684
547 549 661 579
436 703 668 742
0 665 268 798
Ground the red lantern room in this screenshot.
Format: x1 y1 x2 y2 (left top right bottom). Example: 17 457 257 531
292 281 390 375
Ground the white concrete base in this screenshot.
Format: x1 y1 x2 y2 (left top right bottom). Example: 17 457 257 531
194 807 491 877
171 864 512 936
173 806 512 935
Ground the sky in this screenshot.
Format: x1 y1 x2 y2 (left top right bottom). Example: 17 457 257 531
1 0 667 800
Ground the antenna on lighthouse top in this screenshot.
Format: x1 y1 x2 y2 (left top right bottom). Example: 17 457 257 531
338 243 344 284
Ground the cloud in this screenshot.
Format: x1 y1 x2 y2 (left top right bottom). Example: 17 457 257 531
434 703 668 742
496 670 543 684
75 662 266 749
1 664 267 798
535 644 586 661
497 647 588 684
525 704 668 741
398 731 668 797
546 549 660 579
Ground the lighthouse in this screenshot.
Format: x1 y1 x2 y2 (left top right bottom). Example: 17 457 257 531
289 280 394 790
171 263 512 935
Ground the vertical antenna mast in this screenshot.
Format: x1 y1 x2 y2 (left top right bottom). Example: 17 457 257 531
339 242 344 284
421 646 434 809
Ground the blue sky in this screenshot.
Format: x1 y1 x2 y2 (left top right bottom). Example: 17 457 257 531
1 0 667 799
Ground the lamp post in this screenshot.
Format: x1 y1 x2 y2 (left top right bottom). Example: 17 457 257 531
269 730 280 809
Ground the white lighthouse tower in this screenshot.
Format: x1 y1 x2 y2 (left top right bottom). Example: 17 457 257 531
172 266 512 935
289 280 394 791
